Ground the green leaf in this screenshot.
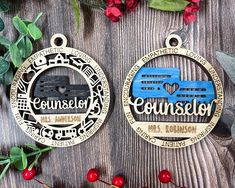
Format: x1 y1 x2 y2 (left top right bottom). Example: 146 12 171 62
216 51 235 85
18 37 33 58
0 18 4 32
0 36 11 48
23 20 32 26
148 0 190 11
12 16 28 35
0 160 10 180
25 144 39 151
9 43 22 67
0 57 10 75
9 147 27 171
27 23 42 40
10 147 21 159
71 0 80 31
0 0 10 12
21 148 28 170
0 67 13 85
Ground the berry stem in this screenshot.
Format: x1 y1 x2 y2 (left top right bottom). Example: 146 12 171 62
34 178 44 184
98 179 111 186
26 147 53 158
171 181 182 188
34 178 52 188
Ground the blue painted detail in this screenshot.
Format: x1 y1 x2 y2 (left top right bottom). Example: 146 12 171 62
132 67 215 104
132 68 180 99
169 81 215 104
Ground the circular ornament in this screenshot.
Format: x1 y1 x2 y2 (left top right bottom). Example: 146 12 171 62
122 34 224 148
10 34 111 147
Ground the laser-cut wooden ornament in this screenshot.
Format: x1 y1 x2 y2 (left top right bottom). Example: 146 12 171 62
122 34 224 148
10 34 110 147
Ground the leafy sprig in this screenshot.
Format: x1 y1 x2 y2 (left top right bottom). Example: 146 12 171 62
76 0 189 12
0 12 43 86
71 0 106 32
72 0 190 32
148 0 190 11
71 0 81 31
78 0 106 9
0 0 10 32
0 144 53 180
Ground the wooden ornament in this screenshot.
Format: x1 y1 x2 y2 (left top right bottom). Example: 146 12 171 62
10 34 111 147
122 34 224 148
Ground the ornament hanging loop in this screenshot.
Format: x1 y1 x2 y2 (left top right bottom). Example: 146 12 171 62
50 33 68 48
165 34 183 48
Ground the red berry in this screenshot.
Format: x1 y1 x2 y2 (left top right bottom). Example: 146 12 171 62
22 167 36 180
86 168 100 182
158 170 171 183
112 175 125 187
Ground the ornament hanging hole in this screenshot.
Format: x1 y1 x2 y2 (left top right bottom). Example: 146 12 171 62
169 38 178 47
50 34 68 48
54 38 63 46
165 34 182 48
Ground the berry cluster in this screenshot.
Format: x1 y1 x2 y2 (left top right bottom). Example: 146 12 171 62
183 0 201 25
22 167 187 188
87 168 125 187
86 169 186 188
104 0 139 22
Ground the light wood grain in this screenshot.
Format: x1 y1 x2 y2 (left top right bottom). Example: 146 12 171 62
0 0 235 187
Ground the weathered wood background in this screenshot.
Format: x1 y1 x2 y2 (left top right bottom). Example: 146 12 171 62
0 0 235 187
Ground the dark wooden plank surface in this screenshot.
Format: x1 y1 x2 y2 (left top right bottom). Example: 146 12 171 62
0 0 235 187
